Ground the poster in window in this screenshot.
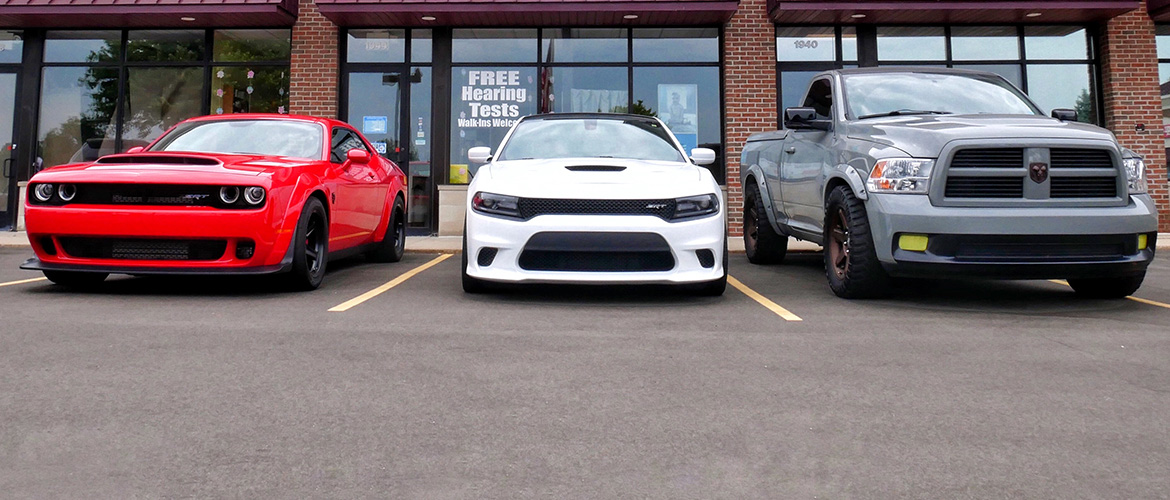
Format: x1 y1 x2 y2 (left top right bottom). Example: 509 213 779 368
658 83 698 152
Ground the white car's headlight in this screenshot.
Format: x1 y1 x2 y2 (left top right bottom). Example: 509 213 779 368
471 191 522 218
867 158 934 194
672 194 720 220
1124 157 1147 195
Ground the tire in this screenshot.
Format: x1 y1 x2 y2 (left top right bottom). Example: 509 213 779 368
286 197 329 290
824 185 888 299
368 198 406 263
461 231 489 294
43 270 108 287
1067 273 1145 299
692 236 728 296
743 182 787 264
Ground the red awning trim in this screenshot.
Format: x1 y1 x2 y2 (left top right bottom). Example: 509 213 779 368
0 0 297 28
769 1 1139 24
315 0 739 27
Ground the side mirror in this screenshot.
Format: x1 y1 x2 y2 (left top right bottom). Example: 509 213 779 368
690 148 717 166
467 146 492 164
1051 108 1078 122
784 107 831 131
124 146 145 154
346 149 371 164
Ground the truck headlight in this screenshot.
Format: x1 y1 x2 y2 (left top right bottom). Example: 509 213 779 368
867 158 934 194
471 192 522 218
1124 157 1147 195
672 194 720 220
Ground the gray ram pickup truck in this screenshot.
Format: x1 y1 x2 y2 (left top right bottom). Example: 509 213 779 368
740 68 1158 299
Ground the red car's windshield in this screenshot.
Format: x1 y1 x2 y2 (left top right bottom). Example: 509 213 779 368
150 120 324 160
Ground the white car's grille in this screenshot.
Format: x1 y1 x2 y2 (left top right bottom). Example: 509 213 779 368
517 198 676 220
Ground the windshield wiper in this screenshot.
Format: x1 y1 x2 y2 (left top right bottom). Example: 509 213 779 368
858 109 952 120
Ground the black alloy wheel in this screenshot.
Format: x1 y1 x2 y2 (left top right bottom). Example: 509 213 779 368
288 197 329 290
369 198 406 263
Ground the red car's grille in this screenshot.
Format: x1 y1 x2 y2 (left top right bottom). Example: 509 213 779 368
59 238 228 261
34 184 260 209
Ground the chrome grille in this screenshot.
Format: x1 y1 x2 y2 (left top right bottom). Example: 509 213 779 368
517 198 676 220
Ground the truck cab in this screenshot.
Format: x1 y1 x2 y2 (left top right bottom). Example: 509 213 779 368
740 67 1158 299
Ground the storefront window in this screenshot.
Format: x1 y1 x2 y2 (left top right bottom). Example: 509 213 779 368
0 31 23 64
347 29 406 63
777 26 838 63
1157 25 1170 150
453 29 537 63
44 31 120 64
876 27 946 61
409 67 432 230
634 66 722 181
549 67 627 113
122 67 203 147
412 30 433 63
1024 27 1090 60
450 66 538 183
779 25 1099 125
633 28 719 63
127 30 204 62
213 29 291 62
951 26 1019 61
543 28 626 63
37 66 118 167
211 66 289 115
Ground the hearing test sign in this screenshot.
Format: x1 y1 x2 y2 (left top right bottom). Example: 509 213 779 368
456 70 531 129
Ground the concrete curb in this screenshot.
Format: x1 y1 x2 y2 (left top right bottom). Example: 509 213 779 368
3 231 1167 253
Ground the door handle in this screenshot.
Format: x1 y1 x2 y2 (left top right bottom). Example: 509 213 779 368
785 147 797 154
2 158 10 178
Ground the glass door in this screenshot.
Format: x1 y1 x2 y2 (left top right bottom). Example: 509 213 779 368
347 69 433 234
1 71 16 229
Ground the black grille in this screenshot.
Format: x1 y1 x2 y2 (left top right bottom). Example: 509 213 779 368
950 149 1023 169
1050 149 1114 169
477 247 498 267
1051 177 1118 198
59 238 227 261
517 198 675 220
52 184 256 208
928 234 1132 262
696 249 715 268
944 177 1023 198
518 232 675 272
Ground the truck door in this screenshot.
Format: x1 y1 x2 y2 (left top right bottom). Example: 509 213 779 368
782 77 835 234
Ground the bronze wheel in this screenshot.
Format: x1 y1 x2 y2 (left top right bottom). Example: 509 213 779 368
827 206 850 279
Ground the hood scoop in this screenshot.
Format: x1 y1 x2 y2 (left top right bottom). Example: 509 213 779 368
565 165 627 172
95 154 221 166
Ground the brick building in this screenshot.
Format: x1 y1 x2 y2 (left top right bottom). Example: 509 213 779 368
1 0 1167 235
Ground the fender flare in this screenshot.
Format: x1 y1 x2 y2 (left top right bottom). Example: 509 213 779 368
741 164 787 236
825 163 869 202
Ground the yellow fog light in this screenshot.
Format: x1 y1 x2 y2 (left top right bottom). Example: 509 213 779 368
1138 234 1148 250
899 234 929 252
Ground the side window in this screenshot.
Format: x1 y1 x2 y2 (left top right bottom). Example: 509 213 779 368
802 78 833 121
331 127 368 163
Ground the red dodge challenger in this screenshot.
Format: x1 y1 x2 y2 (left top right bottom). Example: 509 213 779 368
21 114 408 290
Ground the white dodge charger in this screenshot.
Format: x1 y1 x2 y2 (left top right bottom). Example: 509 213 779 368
461 113 727 295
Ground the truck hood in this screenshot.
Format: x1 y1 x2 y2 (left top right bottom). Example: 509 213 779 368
475 157 710 199
30 153 316 185
846 114 1118 158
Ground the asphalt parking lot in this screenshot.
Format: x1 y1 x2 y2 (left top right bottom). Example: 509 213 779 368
1 246 1168 499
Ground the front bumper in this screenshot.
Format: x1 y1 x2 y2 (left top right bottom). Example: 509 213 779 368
465 211 726 285
23 204 295 274
866 194 1158 278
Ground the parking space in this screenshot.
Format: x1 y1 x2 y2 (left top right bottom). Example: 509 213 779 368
1 246 1169 498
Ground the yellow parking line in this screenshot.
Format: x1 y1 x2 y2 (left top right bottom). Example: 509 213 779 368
328 254 452 312
1049 279 1170 309
728 275 803 322
0 277 48 288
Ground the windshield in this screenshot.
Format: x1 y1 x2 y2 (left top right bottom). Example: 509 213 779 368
150 120 324 160
496 117 685 162
843 73 1041 119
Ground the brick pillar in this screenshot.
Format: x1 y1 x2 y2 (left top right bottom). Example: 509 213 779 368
1100 1 1169 232
723 0 777 237
289 0 339 118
